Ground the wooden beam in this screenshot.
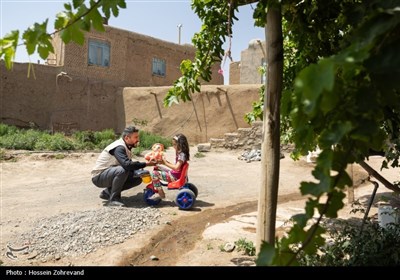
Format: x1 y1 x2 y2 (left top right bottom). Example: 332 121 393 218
359 161 400 194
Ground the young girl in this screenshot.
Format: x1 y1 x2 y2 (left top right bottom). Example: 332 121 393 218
149 133 190 200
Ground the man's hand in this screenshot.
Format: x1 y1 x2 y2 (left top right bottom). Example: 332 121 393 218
146 159 157 166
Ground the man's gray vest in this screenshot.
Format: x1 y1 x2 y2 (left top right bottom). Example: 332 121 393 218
91 138 131 177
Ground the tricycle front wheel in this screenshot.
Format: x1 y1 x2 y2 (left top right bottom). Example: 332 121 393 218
143 188 161 206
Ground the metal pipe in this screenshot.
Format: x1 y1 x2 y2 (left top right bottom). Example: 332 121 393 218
360 180 379 233
177 24 183 45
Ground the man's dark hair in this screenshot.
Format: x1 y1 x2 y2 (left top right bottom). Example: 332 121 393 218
122 126 139 138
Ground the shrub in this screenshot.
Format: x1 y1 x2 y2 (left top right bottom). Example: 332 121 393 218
235 238 256 256
0 123 17 136
93 129 116 145
0 123 171 153
46 133 76 151
72 129 116 150
297 220 400 266
194 152 205 158
0 128 42 150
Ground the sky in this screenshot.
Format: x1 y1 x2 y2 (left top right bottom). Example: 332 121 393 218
0 0 265 83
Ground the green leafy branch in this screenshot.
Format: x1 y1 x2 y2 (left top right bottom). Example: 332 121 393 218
0 0 126 69
163 0 238 106
258 3 400 265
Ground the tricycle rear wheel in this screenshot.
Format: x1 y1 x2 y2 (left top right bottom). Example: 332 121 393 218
174 189 196 210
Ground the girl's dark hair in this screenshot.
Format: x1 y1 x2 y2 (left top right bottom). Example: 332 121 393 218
173 133 190 161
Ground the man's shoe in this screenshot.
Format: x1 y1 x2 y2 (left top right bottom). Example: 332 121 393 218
106 199 125 207
99 189 111 200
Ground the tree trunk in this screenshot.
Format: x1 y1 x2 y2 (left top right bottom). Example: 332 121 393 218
256 4 283 253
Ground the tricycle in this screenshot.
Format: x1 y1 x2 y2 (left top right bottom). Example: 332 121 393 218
135 162 198 210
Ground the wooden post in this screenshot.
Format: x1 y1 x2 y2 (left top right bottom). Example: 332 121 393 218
190 94 202 132
217 87 238 129
150 92 163 119
256 4 283 253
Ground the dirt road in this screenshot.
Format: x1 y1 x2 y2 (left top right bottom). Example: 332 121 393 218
1 147 395 266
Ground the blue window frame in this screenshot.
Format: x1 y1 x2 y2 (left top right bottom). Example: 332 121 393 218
88 39 110 67
152 58 166 77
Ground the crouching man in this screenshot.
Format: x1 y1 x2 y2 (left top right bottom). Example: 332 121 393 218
91 126 155 207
